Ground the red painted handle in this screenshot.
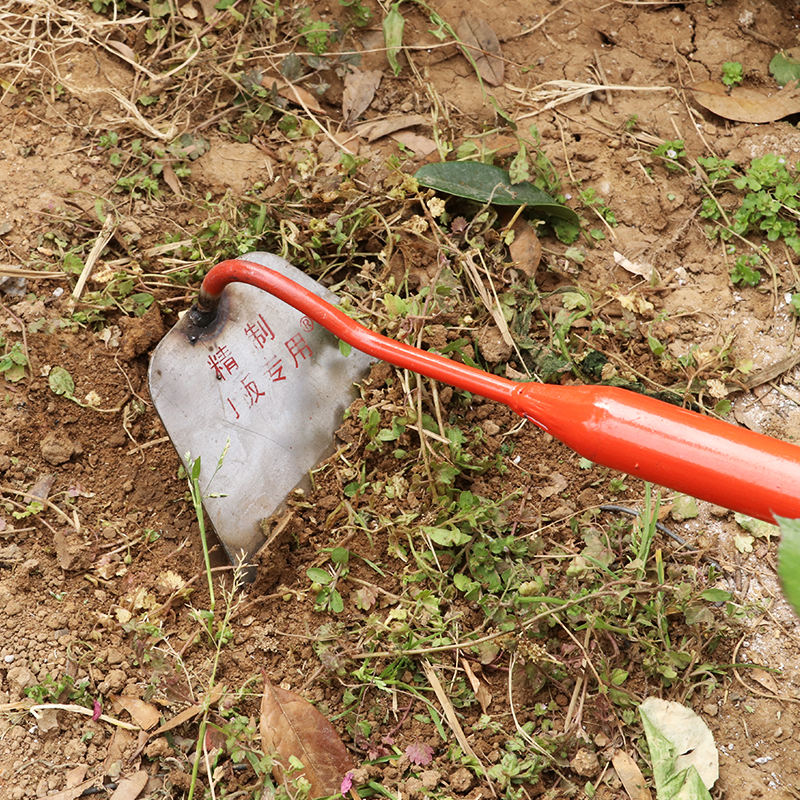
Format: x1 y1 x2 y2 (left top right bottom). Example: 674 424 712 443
198 259 800 523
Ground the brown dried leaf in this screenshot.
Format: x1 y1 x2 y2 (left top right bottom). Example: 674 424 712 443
42 779 95 800
260 677 353 798
690 80 800 123
110 694 161 730
108 770 149 800
161 163 183 197
390 131 438 157
508 218 541 278
456 13 504 86
461 659 492 714
749 667 780 694
611 750 651 800
106 40 137 62
343 69 382 128
355 114 427 142
276 83 327 115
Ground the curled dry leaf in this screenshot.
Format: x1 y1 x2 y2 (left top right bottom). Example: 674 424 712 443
260 677 354 798
110 695 161 730
343 69 382 128
456 13 504 86
690 79 800 123
508 218 541 278
461 658 492 714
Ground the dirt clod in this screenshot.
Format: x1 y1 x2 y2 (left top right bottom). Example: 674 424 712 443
40 429 79 465
570 747 601 778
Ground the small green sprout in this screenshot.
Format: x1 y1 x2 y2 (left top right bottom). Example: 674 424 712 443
721 61 744 87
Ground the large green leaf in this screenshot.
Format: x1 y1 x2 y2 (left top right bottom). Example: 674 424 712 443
776 516 800 617
414 162 580 224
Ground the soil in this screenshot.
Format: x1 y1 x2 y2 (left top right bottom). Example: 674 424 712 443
2 0 800 798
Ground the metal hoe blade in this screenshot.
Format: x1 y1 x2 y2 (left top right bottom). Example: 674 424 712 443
149 252 374 567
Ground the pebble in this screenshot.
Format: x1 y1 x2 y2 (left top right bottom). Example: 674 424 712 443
4 654 14 663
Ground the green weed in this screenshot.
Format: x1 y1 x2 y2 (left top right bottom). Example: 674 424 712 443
0 341 28 382
721 61 744 87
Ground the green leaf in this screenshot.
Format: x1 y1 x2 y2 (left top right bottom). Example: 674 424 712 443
770 48 800 86
424 526 472 547
777 516 800 618
383 3 405 77
414 162 580 224
307 567 332 584
48 366 75 397
699 588 732 603
330 547 349 565
329 588 344 613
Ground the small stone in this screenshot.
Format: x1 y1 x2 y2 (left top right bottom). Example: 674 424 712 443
703 702 719 717
570 747 601 778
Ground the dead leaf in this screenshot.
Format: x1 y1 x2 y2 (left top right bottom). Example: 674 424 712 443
28 473 56 500
456 13 504 86
539 472 568 500
65 766 88 789
355 114 427 142
148 684 223 737
612 750 651 800
275 82 327 115
161 163 183 197
110 695 161 730
390 131 438 157
691 80 800 123
42 779 95 800
749 667 780 694
260 677 353 798
197 0 218 21
461 659 492 714
614 250 656 281
106 40 137 62
508 218 541 277
109 770 149 800
342 69 382 128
